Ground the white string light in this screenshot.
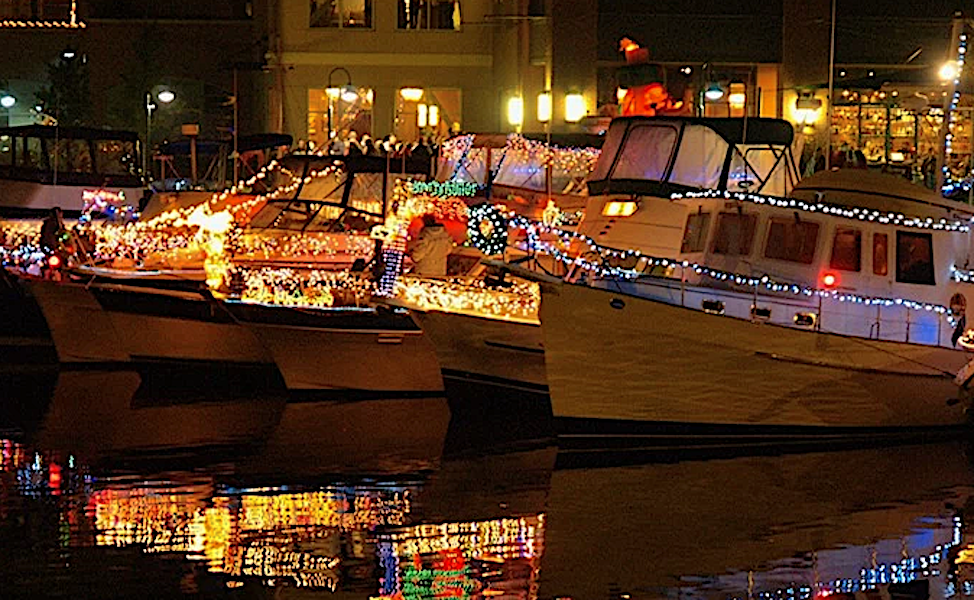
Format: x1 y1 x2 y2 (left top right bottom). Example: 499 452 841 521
671 189 971 232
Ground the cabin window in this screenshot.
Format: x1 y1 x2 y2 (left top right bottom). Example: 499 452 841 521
711 212 756 256
872 233 888 276
829 227 861 272
680 212 711 253
611 124 677 181
895 231 935 285
0 135 11 166
94 140 136 175
22 137 42 168
764 219 819 264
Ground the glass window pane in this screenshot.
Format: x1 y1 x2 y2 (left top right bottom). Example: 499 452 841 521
610 124 677 181
0 135 12 166
895 231 935 285
873 233 888 276
680 212 710 253
829 227 861 272
94 140 136 175
342 0 371 27
711 212 756 256
310 0 339 26
24 137 43 168
764 219 819 264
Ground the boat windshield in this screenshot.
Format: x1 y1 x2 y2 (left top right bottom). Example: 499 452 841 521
438 133 603 196
587 117 799 197
248 154 431 233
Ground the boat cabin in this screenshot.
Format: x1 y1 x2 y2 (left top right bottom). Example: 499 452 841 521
609 169 974 348
0 125 143 215
579 116 801 256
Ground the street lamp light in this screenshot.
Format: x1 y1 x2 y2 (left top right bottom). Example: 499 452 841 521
144 88 175 183
0 95 15 109
940 61 961 81
326 67 356 142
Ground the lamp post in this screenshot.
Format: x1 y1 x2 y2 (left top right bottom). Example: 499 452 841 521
326 67 356 144
0 93 14 127
144 88 175 183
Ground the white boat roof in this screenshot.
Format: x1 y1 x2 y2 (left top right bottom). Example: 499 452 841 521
792 169 974 220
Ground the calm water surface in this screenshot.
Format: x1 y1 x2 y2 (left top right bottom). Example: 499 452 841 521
2 366 974 600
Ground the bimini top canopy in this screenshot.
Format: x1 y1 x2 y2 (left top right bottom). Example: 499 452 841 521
587 116 800 197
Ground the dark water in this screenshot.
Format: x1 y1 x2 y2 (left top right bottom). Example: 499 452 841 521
2 366 974 600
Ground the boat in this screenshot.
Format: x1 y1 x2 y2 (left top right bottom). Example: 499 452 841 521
510 115 974 438
388 268 547 393
0 125 143 217
217 152 445 395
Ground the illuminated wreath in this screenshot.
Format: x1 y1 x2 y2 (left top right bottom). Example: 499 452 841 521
467 203 509 256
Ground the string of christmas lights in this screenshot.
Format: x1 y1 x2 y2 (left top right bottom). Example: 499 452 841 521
394 275 539 323
233 266 374 309
510 214 952 315
671 189 971 232
942 26 971 194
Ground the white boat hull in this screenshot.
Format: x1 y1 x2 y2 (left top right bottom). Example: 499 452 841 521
26 278 273 367
539 281 972 432
227 302 445 394
412 309 547 391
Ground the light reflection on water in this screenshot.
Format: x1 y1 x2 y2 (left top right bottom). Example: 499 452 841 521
2 373 974 600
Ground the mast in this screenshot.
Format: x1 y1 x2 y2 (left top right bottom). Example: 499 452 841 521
936 14 966 194
825 0 836 170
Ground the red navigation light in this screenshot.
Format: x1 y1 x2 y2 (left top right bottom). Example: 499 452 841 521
822 272 838 288
47 254 62 269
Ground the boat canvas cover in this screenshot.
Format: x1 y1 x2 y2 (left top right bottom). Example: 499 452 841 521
587 116 797 196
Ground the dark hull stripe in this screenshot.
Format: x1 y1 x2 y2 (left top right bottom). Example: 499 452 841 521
90 288 235 324
441 368 549 394
287 388 446 403
227 302 422 332
556 416 973 445
483 339 545 355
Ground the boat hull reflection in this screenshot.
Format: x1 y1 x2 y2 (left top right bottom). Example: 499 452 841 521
540 442 974 600
34 369 285 463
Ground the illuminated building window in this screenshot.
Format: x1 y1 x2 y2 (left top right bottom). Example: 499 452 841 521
398 0 460 30
310 0 372 28
307 87 374 150
0 0 72 21
395 88 460 142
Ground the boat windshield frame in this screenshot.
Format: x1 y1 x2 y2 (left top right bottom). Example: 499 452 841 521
0 125 142 188
249 153 433 233
587 116 799 197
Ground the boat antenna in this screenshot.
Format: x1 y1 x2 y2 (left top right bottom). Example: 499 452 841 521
825 0 836 170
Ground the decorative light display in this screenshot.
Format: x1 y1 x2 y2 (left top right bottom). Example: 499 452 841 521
951 265 974 283
466 203 508 256
440 133 601 181
376 515 544 600
81 189 134 221
942 27 971 195
671 189 972 233
395 275 539 323
233 266 374 309
89 483 415 589
409 180 478 198
510 214 953 315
